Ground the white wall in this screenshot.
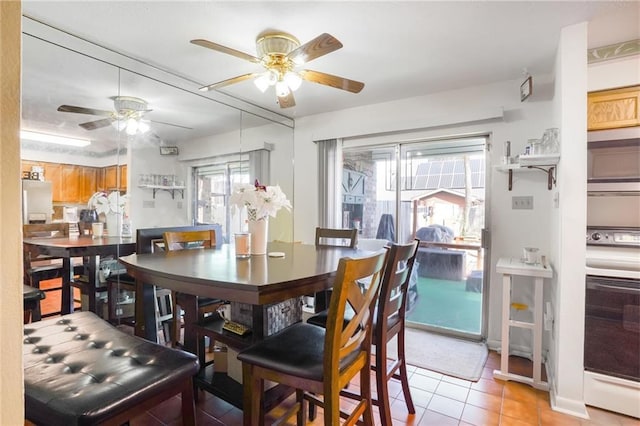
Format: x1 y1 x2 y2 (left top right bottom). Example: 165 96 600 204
547 22 589 418
128 144 191 229
294 75 559 350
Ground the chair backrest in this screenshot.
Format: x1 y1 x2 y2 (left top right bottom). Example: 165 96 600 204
315 227 358 248
163 229 216 252
375 239 420 342
324 250 387 391
135 224 221 254
23 223 70 238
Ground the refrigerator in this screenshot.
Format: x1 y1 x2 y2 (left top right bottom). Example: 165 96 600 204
22 180 53 224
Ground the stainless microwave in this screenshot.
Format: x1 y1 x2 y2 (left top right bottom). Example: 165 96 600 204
588 127 640 193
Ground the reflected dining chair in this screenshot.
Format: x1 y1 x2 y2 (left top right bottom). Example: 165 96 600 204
307 240 420 425
23 284 45 324
23 223 83 318
313 227 359 312
162 229 225 349
315 227 358 248
237 250 387 426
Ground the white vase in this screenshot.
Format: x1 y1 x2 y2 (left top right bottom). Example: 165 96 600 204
248 218 268 255
105 212 121 236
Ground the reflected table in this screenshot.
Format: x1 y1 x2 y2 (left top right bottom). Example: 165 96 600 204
23 236 136 314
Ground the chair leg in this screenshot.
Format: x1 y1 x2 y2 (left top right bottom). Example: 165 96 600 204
397 328 415 414
171 291 181 347
374 340 392 426
180 378 196 426
242 364 264 426
360 361 375 426
32 300 42 322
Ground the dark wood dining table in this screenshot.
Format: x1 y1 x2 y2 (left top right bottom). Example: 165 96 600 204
119 241 371 409
23 235 136 314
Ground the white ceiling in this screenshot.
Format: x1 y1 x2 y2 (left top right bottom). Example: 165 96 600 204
19 1 640 153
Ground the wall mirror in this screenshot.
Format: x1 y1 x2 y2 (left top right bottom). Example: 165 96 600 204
21 16 294 323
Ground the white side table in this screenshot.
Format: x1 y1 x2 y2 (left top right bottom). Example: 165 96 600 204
494 257 553 390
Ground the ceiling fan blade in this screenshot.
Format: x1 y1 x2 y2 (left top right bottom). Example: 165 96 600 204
57 105 113 116
300 69 364 93
149 119 193 130
287 33 342 65
278 91 296 109
78 118 113 130
191 39 261 63
199 73 258 91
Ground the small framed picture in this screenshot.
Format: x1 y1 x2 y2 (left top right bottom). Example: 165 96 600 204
159 146 179 155
520 76 532 102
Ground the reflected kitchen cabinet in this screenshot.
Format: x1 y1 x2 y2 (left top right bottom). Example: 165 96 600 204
102 165 127 192
80 167 98 203
20 160 125 203
61 165 81 203
44 163 63 202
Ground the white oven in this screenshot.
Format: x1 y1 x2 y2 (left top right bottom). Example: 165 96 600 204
584 227 640 418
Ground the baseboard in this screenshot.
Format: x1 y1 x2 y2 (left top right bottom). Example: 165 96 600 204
546 359 589 419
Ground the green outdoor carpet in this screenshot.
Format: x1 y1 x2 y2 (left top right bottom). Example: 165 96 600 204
407 277 482 334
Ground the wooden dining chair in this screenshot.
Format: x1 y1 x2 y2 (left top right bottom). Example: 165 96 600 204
306 240 420 425
313 227 359 312
23 284 46 324
315 227 358 248
162 229 225 348
237 250 387 426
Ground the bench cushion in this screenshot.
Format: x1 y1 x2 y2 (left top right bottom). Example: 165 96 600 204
24 311 199 426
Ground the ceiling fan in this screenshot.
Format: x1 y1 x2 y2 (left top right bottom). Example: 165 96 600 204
57 96 190 135
191 31 365 108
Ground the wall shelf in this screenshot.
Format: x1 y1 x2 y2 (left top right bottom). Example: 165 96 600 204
138 185 185 199
496 154 559 191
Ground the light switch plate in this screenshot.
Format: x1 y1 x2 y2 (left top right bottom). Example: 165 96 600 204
512 196 533 209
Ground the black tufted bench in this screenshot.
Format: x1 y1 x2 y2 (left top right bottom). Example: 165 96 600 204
23 311 199 426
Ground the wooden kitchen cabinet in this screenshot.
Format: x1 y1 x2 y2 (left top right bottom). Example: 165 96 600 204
588 86 640 131
104 165 118 190
60 164 81 203
119 165 127 192
21 160 126 203
102 165 127 191
43 163 63 202
80 167 98 203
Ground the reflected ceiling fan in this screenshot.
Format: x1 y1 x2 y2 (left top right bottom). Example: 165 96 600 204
57 96 190 135
191 31 364 108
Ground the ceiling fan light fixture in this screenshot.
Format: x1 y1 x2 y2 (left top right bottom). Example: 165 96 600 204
20 130 91 147
275 80 290 97
284 71 302 91
112 120 127 131
254 74 270 93
125 118 139 135
138 120 150 133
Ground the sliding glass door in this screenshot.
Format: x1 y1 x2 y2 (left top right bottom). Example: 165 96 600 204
342 136 488 339
193 160 249 244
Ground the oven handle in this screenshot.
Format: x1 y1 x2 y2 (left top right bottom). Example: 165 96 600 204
587 281 640 295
